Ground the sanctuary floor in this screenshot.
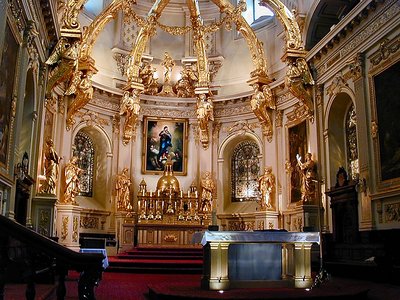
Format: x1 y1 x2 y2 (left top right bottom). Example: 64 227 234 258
62 272 400 300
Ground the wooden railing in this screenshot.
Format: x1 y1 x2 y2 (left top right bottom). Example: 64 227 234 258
0 215 104 300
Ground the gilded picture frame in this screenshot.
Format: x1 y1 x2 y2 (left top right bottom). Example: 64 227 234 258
369 57 400 190
142 116 188 175
0 22 19 172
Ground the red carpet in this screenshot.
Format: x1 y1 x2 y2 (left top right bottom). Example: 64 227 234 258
60 271 400 300
147 280 369 300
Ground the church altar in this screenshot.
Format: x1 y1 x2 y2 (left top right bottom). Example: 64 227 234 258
134 159 211 247
196 230 320 290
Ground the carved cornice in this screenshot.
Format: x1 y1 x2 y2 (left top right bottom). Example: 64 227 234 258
140 107 196 119
311 0 398 80
309 0 388 63
369 36 400 68
285 102 311 125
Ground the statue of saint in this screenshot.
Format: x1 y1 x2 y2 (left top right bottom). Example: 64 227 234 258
296 152 317 204
258 167 275 209
63 156 82 205
161 52 175 84
40 139 61 194
200 171 216 213
115 168 132 210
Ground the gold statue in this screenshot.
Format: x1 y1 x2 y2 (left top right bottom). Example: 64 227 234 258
175 65 197 98
159 52 176 96
45 37 80 98
250 83 275 140
139 62 158 95
258 167 275 209
285 58 314 114
63 156 82 205
66 70 94 129
40 139 61 194
115 168 132 211
120 89 141 145
161 52 175 84
296 153 317 204
200 171 216 213
196 94 214 148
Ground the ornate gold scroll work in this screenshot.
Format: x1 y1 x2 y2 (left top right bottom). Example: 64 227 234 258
260 0 303 51
260 0 314 116
187 0 210 91
61 0 88 30
125 0 170 88
211 0 269 78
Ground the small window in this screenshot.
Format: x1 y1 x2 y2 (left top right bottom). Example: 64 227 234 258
241 0 274 25
83 0 104 17
231 140 260 202
73 131 95 197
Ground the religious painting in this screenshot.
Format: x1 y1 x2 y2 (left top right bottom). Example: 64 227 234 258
372 60 400 184
142 117 188 175
0 23 18 169
288 120 307 203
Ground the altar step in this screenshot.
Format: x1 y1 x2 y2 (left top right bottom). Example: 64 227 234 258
107 247 203 274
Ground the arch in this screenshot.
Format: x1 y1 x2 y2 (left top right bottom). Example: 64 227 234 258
218 130 263 212
71 123 112 209
72 122 112 155
218 130 263 160
326 91 355 187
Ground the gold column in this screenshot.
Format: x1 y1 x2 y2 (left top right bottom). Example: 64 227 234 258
202 241 230 290
293 242 313 288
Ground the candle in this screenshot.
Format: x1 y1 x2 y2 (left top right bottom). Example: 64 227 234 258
150 191 152 197
180 190 183 198
188 190 190 197
195 191 198 198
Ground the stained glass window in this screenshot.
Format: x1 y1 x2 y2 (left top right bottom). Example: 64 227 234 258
73 131 94 197
346 104 359 180
231 141 260 202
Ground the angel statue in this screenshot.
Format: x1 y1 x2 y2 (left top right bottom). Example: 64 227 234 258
120 89 141 144
66 70 94 129
285 57 315 114
45 37 80 98
250 83 275 139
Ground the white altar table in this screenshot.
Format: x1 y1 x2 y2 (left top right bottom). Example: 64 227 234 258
195 230 320 290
